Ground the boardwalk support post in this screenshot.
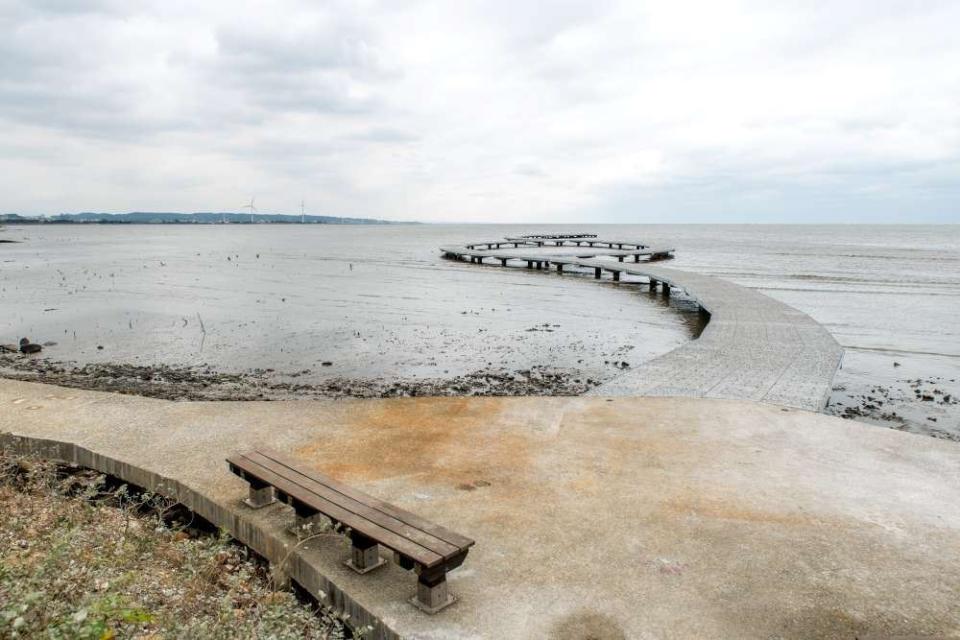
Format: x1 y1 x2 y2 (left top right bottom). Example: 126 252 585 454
594 267 602 279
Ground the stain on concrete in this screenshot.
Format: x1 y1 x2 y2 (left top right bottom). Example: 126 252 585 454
296 397 534 491
769 605 953 640
551 610 627 640
456 480 491 491
659 492 832 527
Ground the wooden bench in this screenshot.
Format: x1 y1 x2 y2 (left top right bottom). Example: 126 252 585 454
227 449 475 613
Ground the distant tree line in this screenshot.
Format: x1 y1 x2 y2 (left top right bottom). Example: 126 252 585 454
0 212 411 225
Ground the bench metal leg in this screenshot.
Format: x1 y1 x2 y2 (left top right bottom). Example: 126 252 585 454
346 530 386 574
244 483 276 509
411 566 455 614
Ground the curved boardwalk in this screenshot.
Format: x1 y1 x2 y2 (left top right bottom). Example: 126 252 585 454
440 237 844 411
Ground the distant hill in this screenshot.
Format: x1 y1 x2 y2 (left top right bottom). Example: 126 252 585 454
0 212 412 225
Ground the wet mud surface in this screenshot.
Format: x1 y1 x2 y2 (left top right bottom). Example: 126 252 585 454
826 350 960 441
827 375 959 442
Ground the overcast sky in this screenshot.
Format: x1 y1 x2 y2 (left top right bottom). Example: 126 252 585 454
1 1 958 222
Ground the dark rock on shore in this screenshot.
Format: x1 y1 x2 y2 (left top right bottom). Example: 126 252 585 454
18 338 42 354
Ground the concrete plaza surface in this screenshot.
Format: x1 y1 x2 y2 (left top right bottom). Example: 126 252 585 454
1 378 958 639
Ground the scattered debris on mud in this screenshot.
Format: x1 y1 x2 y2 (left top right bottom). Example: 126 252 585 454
0 353 599 401
827 375 959 441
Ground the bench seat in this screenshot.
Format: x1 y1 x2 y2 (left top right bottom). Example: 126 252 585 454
227 448 474 613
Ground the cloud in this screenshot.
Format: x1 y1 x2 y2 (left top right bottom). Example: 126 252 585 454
0 0 958 221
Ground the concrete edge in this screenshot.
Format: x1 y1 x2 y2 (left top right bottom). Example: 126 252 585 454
0 431 403 640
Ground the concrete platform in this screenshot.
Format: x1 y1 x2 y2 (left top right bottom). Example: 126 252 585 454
2 379 958 639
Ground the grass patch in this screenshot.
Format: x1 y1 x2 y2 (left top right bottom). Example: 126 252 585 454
0 452 349 639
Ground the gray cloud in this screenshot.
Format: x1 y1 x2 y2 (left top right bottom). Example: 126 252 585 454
0 0 958 221
343 127 418 143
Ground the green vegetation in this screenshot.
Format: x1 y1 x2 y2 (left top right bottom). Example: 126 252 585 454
0 453 347 639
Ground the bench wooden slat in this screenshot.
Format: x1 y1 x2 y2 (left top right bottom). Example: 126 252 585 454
254 448 475 552
228 453 446 567
239 450 465 559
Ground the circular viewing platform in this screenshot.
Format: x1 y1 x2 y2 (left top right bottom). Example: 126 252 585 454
440 235 844 412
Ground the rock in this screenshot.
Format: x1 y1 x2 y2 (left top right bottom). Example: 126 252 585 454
43 341 58 347
0 344 18 353
20 342 42 354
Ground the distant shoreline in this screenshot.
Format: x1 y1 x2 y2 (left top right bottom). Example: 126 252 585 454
0 212 417 225
1 220 414 225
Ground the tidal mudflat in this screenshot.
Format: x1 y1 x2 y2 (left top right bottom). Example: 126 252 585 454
1 223 958 439
0 224 702 400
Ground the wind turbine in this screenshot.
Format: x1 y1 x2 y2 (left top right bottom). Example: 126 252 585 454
300 199 305 224
242 197 257 224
